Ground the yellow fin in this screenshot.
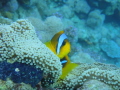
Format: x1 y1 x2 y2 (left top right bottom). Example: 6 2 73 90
59 62 78 79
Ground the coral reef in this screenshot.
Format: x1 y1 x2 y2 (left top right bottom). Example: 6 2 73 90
0 19 62 86
0 16 12 24
0 0 18 12
86 10 105 29
44 16 64 41
0 0 120 89
64 26 78 43
86 0 119 15
17 0 36 8
0 61 43 87
78 27 102 45
60 5 74 18
100 40 120 58
70 52 95 64
74 0 90 14
4 0 18 12
44 16 63 32
53 63 120 90
80 80 113 90
0 79 35 90
28 16 64 43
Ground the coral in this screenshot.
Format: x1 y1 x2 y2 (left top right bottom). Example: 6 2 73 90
116 60 120 67
66 0 75 8
62 18 74 29
66 0 90 16
0 79 35 90
36 0 50 18
86 10 105 29
70 52 95 64
0 80 8 90
53 63 120 90
0 61 43 87
66 0 90 19
44 16 63 32
28 16 64 43
64 26 78 43
104 0 118 15
1 11 13 19
0 19 62 86
17 6 41 19
18 0 39 9
105 0 118 3
80 80 113 90
44 16 64 42
0 16 12 24
27 17 44 31
60 5 74 18
53 0 67 4
78 27 102 45
27 17 44 41
4 0 18 12
86 0 118 15
52 12 63 19
74 0 90 14
17 0 35 7
100 40 120 58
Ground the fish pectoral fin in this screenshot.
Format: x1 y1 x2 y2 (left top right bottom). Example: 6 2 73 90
59 63 78 79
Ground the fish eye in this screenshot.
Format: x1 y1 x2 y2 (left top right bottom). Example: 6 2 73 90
62 41 66 46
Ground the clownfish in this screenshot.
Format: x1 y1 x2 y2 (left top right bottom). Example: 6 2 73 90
45 31 78 79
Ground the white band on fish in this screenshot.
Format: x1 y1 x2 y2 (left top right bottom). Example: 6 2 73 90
60 60 67 64
57 33 67 54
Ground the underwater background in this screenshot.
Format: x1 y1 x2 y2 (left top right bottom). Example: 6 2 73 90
0 0 120 90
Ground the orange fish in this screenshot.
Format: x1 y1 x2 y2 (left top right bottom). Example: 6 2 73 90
45 31 78 79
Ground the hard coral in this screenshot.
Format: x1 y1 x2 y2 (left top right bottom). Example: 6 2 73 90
86 10 105 29
44 16 64 42
0 19 62 86
100 40 120 58
74 0 90 14
70 52 95 64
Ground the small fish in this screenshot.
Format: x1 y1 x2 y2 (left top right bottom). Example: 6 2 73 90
45 31 78 79
45 31 70 59
45 31 71 66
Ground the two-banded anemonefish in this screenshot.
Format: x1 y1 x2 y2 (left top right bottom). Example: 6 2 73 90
45 31 78 79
